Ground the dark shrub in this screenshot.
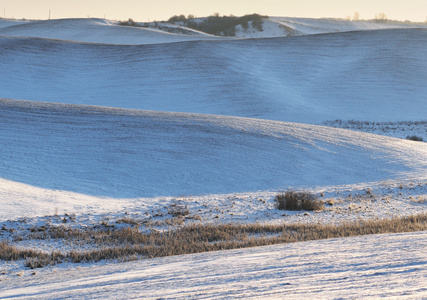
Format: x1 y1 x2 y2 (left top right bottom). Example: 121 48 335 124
118 18 138 27
406 135 423 142
167 13 267 36
275 191 324 211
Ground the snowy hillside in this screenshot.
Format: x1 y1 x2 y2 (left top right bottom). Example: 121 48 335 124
1 29 426 123
230 16 427 38
1 99 426 200
268 17 427 35
0 19 30 29
0 18 221 45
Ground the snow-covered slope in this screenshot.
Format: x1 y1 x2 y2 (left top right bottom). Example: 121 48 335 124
1 28 426 123
0 18 221 45
269 17 427 36
1 99 426 199
0 19 30 29
1 231 426 299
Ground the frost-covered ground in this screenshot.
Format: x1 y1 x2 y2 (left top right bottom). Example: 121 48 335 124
0 16 426 298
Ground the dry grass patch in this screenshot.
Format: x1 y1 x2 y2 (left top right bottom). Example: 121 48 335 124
411 196 427 204
2 213 426 269
116 217 140 226
167 203 190 217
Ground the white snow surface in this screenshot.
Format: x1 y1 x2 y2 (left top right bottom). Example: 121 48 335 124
1 17 427 298
1 231 426 299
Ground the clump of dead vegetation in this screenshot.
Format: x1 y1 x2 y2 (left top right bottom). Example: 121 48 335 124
323 120 427 141
406 135 424 142
1 212 426 269
167 203 190 217
274 191 325 211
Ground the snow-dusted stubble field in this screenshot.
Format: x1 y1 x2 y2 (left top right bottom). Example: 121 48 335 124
1 231 426 299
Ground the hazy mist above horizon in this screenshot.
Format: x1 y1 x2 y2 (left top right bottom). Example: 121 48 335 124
1 0 426 22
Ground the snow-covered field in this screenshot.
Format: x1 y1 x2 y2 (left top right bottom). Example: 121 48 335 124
0 17 426 298
1 231 426 299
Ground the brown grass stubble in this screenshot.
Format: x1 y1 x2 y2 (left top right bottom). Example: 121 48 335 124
1 213 426 268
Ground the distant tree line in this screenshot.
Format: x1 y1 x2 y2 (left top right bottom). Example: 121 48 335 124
118 18 139 27
167 13 268 36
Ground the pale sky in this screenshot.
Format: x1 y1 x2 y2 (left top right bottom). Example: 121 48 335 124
1 0 426 22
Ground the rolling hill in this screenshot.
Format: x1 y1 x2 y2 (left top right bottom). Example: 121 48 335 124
1 27 426 124
1 99 426 200
0 18 220 44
